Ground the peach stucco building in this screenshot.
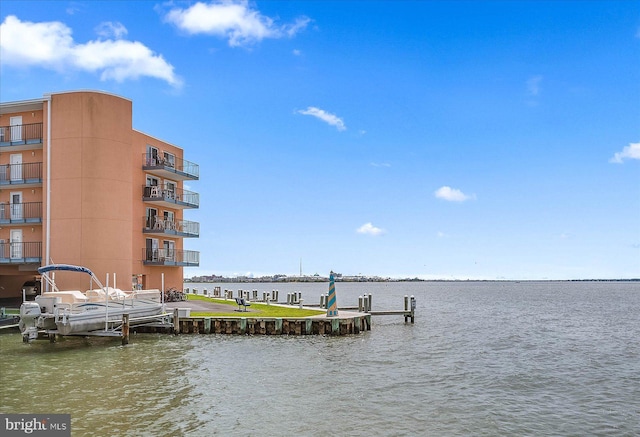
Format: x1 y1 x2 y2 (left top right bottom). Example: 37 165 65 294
0 90 199 297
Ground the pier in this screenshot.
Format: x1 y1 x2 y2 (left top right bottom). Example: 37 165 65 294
134 288 416 336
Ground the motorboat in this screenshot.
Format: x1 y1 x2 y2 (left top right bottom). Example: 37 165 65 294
19 264 164 341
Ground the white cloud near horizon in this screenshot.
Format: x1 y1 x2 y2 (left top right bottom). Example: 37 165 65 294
164 1 310 47
609 142 640 163
357 222 385 236
435 186 475 202
297 106 346 131
0 15 181 87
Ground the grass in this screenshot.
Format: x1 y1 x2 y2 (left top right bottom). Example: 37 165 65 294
183 294 325 318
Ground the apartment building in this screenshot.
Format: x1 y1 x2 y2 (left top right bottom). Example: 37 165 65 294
0 90 199 297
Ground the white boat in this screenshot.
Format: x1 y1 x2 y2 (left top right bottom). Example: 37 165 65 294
19 264 164 341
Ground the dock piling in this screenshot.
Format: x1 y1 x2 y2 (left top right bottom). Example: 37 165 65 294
122 313 130 345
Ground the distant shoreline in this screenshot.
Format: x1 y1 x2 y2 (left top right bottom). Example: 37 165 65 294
185 277 640 283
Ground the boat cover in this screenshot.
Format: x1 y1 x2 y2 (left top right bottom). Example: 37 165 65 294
38 264 94 276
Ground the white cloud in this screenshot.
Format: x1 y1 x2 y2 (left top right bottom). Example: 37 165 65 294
609 142 640 163
434 186 475 202
95 21 128 39
437 231 448 238
357 222 385 236
0 15 181 87
526 75 543 96
292 49 301 56
370 162 391 168
164 1 310 47
297 106 346 131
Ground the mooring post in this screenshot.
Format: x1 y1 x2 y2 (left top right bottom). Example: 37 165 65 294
404 295 409 322
122 313 130 345
173 308 180 334
410 295 416 323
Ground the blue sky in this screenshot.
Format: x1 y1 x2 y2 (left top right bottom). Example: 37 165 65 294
1 1 639 279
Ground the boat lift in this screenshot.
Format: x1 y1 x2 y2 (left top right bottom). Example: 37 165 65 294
26 265 173 344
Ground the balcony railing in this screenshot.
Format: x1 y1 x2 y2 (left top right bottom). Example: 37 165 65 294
142 248 199 266
0 241 42 264
142 153 199 181
0 202 42 224
0 162 43 186
142 216 199 237
142 185 199 209
0 123 43 146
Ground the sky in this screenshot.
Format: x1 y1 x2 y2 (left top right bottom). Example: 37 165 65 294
1 1 639 280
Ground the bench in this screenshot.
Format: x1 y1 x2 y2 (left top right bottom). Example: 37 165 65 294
235 297 251 312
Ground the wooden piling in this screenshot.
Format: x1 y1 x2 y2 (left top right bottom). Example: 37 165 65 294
122 313 130 345
173 308 180 334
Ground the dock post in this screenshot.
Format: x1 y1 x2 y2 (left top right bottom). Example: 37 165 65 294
173 308 180 334
204 317 211 334
122 313 130 345
410 295 416 323
404 295 409 322
331 318 340 335
368 293 372 312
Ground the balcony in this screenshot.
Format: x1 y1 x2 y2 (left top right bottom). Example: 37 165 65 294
0 202 42 225
142 248 199 267
142 153 199 181
142 216 199 238
0 162 43 188
0 241 42 264
142 185 199 209
0 123 43 152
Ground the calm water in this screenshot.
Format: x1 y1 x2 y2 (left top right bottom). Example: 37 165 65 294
1 281 639 436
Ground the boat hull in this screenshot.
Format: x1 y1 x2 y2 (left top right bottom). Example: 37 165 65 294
52 302 163 336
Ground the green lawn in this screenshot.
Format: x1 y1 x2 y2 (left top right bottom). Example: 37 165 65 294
184 294 325 318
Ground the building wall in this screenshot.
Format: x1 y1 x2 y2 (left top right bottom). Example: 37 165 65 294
45 91 134 290
131 131 185 290
0 90 195 297
0 108 45 290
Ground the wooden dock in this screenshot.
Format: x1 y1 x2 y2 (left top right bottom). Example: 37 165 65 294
133 308 372 336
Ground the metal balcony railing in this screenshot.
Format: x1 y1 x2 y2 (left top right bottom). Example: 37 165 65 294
142 216 200 237
142 248 199 266
0 241 42 263
0 123 43 146
0 162 43 185
0 202 42 224
142 153 199 180
142 185 199 208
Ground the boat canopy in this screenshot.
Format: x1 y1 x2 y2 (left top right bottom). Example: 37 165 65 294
38 264 95 276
